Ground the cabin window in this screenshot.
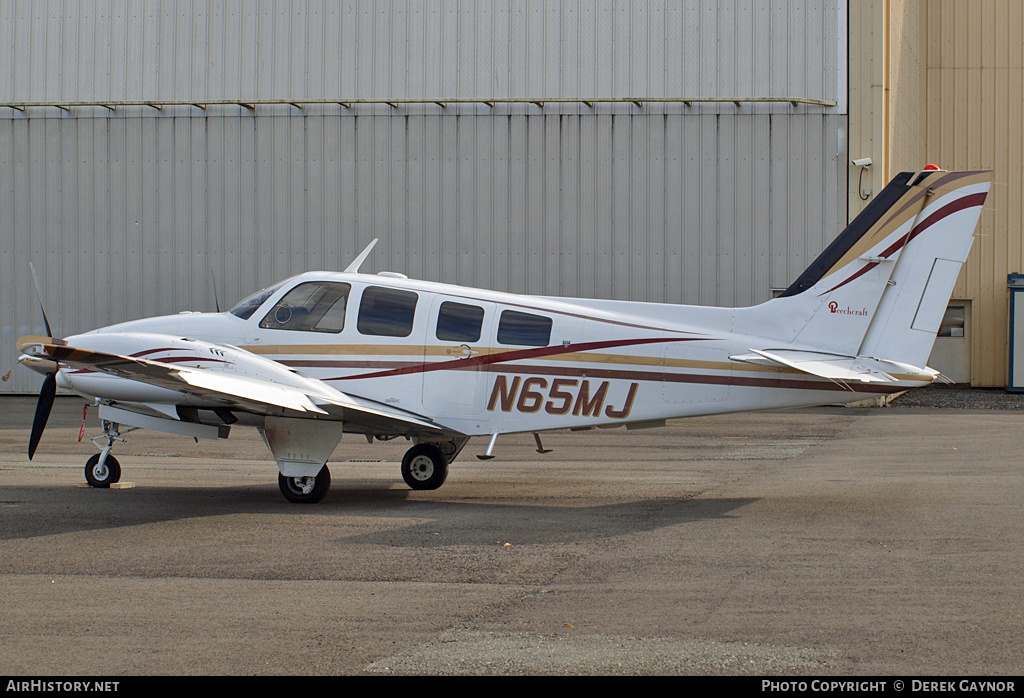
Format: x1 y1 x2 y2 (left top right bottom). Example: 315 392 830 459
358 286 419 337
436 301 484 342
497 310 552 346
258 281 351 333
229 281 286 320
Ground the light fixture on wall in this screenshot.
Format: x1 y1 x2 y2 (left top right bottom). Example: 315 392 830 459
852 157 873 200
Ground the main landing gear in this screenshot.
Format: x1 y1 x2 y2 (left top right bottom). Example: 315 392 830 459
401 443 449 490
277 440 459 503
275 440 453 503
79 415 463 503
278 465 331 504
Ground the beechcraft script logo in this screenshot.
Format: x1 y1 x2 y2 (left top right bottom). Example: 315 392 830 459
828 301 869 317
486 375 639 419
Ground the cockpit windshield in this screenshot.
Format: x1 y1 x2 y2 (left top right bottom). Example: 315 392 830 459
259 281 351 333
228 281 286 320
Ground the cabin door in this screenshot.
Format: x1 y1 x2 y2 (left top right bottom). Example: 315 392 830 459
422 296 496 416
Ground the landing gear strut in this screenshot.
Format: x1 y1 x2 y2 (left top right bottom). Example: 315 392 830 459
84 418 129 488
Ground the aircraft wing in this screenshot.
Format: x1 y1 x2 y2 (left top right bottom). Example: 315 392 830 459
18 337 450 437
729 348 917 384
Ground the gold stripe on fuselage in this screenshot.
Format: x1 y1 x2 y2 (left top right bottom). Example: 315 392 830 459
242 344 927 382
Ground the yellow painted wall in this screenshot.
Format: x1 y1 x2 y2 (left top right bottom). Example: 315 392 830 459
887 0 1023 387
849 0 888 220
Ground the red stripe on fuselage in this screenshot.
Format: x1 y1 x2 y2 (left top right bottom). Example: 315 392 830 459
323 336 707 382
475 363 908 394
307 353 909 395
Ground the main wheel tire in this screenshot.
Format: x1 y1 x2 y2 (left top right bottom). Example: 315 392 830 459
85 453 121 488
401 444 448 491
278 465 331 504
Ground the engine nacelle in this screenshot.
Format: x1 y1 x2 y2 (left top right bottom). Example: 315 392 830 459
47 332 310 406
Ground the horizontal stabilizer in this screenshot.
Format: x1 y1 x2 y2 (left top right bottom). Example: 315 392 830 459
730 348 933 385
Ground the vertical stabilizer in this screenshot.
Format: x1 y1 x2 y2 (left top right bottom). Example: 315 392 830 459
857 171 991 367
745 170 991 368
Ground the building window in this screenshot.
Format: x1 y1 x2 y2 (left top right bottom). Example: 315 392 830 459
938 304 966 337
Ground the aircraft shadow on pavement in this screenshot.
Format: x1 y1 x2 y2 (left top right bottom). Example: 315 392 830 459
332 495 758 547
0 482 756 546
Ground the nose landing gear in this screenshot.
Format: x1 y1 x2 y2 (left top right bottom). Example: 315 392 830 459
84 418 132 488
85 452 121 488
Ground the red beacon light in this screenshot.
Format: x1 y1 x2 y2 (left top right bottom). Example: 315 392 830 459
923 163 942 171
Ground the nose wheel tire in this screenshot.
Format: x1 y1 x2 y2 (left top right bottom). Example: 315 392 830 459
278 465 331 504
85 453 121 488
401 444 448 491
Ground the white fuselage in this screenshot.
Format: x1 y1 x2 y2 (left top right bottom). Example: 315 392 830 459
55 271 930 437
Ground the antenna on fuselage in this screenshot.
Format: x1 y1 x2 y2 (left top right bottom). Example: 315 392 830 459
344 238 379 273
29 263 53 338
208 264 222 313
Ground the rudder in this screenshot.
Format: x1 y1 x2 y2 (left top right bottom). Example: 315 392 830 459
747 169 991 369
857 171 991 367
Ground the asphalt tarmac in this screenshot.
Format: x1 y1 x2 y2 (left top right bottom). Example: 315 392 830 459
1 396 1021 676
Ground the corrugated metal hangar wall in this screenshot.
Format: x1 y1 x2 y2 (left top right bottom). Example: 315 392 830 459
1 0 848 393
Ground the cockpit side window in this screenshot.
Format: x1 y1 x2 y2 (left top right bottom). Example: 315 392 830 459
259 281 351 333
357 286 418 337
228 281 286 320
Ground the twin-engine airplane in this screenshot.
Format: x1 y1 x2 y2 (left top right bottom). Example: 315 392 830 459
16 167 991 503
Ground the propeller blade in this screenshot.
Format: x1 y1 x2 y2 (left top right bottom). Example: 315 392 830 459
29 262 53 337
28 372 56 460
